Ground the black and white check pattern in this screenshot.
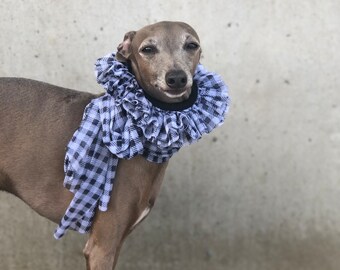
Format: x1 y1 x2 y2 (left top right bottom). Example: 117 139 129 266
54 52 230 239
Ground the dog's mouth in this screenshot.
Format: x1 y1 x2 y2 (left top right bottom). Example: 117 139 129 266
149 81 192 103
144 82 198 111
163 87 191 99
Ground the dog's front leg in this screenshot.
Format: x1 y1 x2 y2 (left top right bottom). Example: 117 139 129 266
83 156 168 270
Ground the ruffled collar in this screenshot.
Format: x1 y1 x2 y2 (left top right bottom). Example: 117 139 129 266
95 52 230 152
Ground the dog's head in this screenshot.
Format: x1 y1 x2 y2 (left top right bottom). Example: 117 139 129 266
116 21 201 103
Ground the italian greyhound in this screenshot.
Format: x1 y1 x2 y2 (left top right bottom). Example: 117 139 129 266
0 21 201 269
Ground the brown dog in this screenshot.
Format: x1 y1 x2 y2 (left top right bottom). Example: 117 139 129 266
0 21 201 269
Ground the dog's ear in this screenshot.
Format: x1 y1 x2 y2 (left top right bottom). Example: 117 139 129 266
116 31 136 62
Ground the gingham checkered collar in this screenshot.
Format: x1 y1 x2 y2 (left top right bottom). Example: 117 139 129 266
94 52 230 152
54 52 229 239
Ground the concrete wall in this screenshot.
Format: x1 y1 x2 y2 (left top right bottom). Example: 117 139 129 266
1 0 339 269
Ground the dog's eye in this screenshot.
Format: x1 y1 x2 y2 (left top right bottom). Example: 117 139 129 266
140 46 157 54
185 42 200 51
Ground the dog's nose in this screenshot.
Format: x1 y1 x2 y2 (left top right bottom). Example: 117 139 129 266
165 70 188 89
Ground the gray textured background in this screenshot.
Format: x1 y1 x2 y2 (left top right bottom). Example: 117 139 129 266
1 0 340 269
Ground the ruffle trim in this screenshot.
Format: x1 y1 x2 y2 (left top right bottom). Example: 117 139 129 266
95 53 230 156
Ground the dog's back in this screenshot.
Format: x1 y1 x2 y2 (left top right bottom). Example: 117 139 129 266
0 78 94 220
